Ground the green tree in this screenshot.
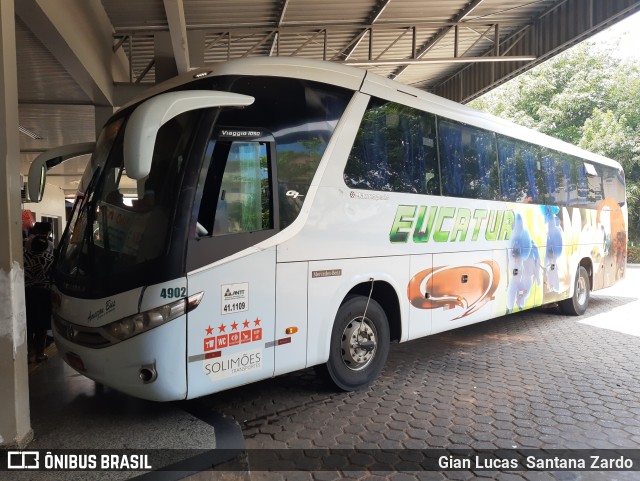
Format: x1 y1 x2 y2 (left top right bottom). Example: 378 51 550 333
470 37 640 243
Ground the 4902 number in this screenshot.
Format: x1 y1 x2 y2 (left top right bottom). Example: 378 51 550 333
160 287 186 299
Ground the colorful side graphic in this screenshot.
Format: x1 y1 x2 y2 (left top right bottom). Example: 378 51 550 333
408 261 500 319
398 197 627 318
507 212 542 312
597 198 627 281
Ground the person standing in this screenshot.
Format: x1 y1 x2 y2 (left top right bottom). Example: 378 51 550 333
25 221 54 253
24 233 55 363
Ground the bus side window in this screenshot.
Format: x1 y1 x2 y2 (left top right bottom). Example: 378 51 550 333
602 165 626 205
343 98 438 195
585 162 604 205
497 135 542 204
438 119 499 200
218 76 352 230
570 155 589 206
540 149 568 206
197 140 273 237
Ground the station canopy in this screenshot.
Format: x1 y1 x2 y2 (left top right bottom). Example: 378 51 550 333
15 0 640 195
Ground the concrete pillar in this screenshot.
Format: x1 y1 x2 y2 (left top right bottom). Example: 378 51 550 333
0 0 32 448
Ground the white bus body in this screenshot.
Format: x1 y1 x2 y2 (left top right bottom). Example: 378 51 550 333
49 57 627 401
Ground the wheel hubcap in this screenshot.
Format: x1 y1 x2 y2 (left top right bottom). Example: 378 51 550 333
577 274 587 305
341 317 377 371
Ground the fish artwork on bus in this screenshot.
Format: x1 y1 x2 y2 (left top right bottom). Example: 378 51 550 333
396 198 627 318
407 261 500 320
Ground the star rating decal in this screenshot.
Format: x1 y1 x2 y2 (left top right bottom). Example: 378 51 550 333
203 317 264 353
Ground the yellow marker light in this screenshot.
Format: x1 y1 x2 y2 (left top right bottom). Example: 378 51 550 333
285 327 298 335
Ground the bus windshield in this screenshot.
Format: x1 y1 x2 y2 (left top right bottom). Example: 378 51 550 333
55 75 353 297
55 112 200 297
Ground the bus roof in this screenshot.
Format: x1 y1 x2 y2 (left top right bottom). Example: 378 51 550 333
120 56 366 111
120 56 623 171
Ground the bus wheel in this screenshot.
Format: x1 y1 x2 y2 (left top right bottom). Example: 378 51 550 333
325 296 390 391
559 265 590 316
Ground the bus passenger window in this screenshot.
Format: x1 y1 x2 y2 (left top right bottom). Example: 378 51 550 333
602 165 626 205
438 119 499 200
344 98 438 194
539 149 569 206
197 140 273 237
497 135 543 204
584 162 604 206
217 76 352 230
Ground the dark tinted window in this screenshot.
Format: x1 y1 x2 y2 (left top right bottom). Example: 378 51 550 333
343 95 622 208
602 165 626 205
344 99 439 195
218 77 352 229
539 149 571 205
55 113 200 297
197 139 273 238
583 162 605 206
497 135 544 203
438 118 499 200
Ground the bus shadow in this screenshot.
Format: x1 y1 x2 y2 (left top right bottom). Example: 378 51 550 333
183 293 639 440
183 365 344 437
387 292 638 360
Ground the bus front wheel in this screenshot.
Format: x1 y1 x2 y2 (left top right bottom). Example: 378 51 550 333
324 296 390 391
559 265 590 316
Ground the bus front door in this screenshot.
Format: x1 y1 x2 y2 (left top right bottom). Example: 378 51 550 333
186 248 276 398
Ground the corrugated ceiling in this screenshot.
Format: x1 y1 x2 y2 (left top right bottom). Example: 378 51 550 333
14 0 640 194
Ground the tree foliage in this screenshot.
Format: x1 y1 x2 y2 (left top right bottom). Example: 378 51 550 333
470 38 640 242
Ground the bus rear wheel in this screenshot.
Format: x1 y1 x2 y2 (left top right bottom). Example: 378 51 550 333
324 296 390 391
559 265 590 316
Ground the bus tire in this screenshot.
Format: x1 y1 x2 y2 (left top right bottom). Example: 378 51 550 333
559 265 590 316
324 295 390 391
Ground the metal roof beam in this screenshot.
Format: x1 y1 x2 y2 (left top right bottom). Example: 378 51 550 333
391 0 486 80
163 0 190 73
433 0 640 102
331 0 392 61
374 27 412 61
344 55 536 66
290 30 325 56
16 0 128 106
269 0 290 56
114 19 530 37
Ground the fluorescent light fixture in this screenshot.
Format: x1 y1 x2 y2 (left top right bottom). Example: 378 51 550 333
18 125 43 140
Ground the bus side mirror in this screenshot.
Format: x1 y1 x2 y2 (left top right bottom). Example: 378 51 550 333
123 90 254 180
27 142 95 203
27 162 47 203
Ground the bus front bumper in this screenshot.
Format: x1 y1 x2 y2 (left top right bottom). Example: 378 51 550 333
53 316 188 402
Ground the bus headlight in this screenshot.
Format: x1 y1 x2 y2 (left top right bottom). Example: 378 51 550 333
104 292 204 342
53 292 204 348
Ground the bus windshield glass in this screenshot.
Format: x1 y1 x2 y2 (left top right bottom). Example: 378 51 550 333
55 75 352 297
55 112 199 297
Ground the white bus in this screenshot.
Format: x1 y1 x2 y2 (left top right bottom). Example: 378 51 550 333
36 57 626 401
